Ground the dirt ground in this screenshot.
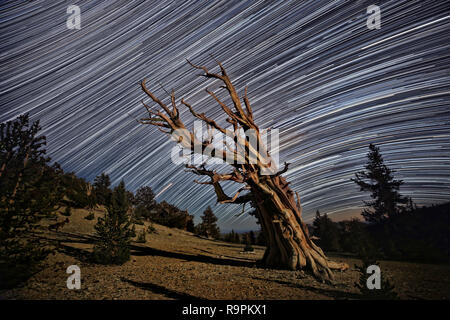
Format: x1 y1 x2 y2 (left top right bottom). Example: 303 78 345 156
1 208 449 300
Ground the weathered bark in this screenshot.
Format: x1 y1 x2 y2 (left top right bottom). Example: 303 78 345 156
250 175 348 280
138 60 348 281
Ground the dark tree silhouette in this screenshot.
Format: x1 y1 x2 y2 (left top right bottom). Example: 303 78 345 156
138 60 348 280
186 216 195 233
196 206 220 239
93 172 112 206
61 173 94 208
248 230 256 245
133 186 157 221
352 144 409 223
312 210 341 252
233 230 240 244
93 180 133 265
223 230 240 243
126 190 135 207
338 218 375 257
0 114 64 288
153 201 194 230
134 186 156 210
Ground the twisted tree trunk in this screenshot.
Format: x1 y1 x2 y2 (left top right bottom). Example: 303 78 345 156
137 59 348 281
251 175 347 280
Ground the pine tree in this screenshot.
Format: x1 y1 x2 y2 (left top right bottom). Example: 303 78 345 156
196 206 220 239
62 173 93 208
93 173 112 206
0 114 64 288
126 190 135 207
352 144 409 223
134 186 156 210
133 186 156 221
186 215 195 233
93 181 133 265
312 210 341 252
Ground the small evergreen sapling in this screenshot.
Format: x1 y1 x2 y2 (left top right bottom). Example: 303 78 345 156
92 181 133 265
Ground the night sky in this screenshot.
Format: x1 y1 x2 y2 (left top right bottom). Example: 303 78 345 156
1 0 449 232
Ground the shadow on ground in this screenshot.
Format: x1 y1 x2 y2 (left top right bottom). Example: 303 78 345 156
121 278 204 300
51 232 261 269
130 244 259 269
250 276 362 300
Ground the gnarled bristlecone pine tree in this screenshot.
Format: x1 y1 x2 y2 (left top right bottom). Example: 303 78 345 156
138 60 348 281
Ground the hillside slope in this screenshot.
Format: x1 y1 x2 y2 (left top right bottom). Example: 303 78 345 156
1 208 449 300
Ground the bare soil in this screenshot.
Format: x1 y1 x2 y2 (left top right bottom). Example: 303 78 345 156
1 208 449 300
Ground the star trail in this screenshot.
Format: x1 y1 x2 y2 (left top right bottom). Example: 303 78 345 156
1 0 449 232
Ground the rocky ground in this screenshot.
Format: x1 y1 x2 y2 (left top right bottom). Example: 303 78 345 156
1 208 449 300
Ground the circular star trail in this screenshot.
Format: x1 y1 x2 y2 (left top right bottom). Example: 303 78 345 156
1 0 449 232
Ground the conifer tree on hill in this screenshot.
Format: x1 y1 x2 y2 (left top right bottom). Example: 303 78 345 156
93 180 133 265
0 114 64 288
93 172 112 206
133 186 157 221
352 144 410 223
134 186 156 210
197 206 220 239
